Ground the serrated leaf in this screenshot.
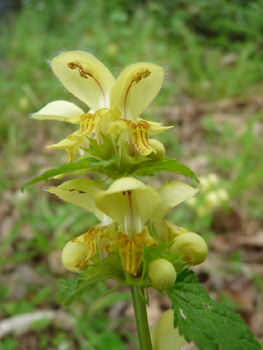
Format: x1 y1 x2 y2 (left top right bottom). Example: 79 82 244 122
21 156 117 191
134 157 197 180
84 134 115 160
166 269 261 350
57 278 96 305
144 242 167 263
57 255 126 305
80 156 118 168
118 143 151 174
83 254 126 284
144 241 184 264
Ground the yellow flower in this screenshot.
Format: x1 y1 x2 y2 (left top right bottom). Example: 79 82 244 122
78 107 121 145
109 62 172 155
94 177 161 239
48 178 115 267
48 177 202 274
61 221 116 272
32 51 171 157
94 177 161 275
48 177 161 276
46 129 89 163
150 181 199 241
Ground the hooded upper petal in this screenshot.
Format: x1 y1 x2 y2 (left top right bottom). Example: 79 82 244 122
31 100 84 123
152 181 199 221
95 177 161 229
110 62 164 121
150 181 199 241
51 51 116 110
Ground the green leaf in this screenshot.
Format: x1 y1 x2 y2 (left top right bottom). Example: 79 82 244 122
21 156 117 191
84 134 115 160
118 142 151 174
166 269 261 350
144 241 184 265
144 242 167 263
57 278 96 305
57 255 126 305
83 254 126 284
134 157 197 180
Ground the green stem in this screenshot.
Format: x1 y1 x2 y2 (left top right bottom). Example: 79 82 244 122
130 285 153 350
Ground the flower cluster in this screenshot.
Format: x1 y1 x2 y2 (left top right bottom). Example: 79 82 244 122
33 51 171 160
33 51 207 283
29 50 261 350
48 177 207 277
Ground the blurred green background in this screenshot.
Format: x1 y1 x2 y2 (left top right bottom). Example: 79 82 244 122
1 0 263 349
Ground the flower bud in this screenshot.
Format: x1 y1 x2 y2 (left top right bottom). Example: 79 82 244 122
151 309 186 350
148 139 166 160
170 232 208 266
164 220 189 239
149 259 177 290
61 234 89 272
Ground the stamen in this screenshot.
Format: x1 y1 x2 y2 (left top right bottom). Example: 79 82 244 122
122 190 135 239
67 61 82 69
127 191 135 238
68 61 107 106
122 189 143 239
124 68 151 119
